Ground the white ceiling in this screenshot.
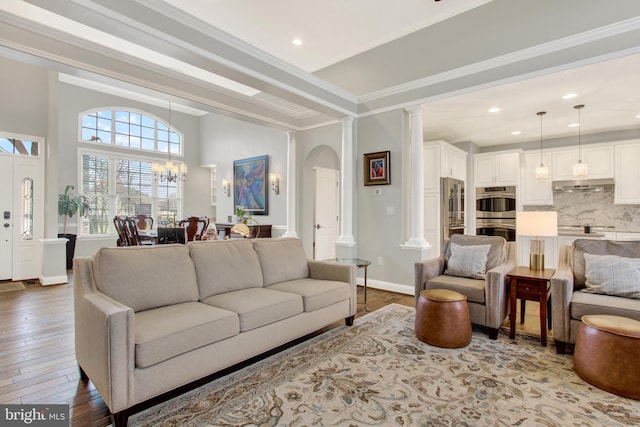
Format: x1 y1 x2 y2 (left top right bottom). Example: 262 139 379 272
165 0 640 147
3 0 639 147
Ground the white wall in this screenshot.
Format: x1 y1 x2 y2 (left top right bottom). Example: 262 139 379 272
200 113 287 227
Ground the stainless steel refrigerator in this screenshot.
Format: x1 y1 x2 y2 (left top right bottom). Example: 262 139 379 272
441 177 465 243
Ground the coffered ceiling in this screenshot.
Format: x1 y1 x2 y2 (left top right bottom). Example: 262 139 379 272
1 0 640 147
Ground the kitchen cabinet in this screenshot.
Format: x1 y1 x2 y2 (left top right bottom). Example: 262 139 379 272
423 140 468 192
552 145 613 181
614 142 640 204
423 140 468 258
474 151 520 187
521 152 553 206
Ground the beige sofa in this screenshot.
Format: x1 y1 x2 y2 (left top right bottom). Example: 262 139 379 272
415 235 517 339
551 239 640 354
73 238 356 426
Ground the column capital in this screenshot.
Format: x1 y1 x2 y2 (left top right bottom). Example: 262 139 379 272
341 116 355 126
405 105 423 115
286 130 296 139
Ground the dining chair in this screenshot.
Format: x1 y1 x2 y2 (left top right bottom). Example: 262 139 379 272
125 216 155 246
136 215 154 231
179 216 209 242
113 216 131 246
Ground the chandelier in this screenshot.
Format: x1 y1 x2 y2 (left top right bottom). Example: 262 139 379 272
152 101 187 183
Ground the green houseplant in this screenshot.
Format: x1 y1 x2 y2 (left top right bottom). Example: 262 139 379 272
58 185 91 269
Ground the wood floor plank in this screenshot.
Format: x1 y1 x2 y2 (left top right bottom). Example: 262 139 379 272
1 274 541 426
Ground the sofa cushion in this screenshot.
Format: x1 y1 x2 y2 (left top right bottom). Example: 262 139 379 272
201 288 303 332
252 238 309 286
93 245 199 312
189 239 264 299
444 242 491 279
426 275 486 304
583 253 640 299
571 290 640 320
267 278 350 312
134 302 239 368
572 239 640 289
446 235 507 272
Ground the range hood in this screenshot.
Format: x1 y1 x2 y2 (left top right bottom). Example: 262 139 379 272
552 178 615 193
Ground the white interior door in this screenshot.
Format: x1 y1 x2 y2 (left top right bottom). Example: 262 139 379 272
314 167 339 260
0 155 13 280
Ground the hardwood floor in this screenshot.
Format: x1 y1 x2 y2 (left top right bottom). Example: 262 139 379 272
0 279 544 426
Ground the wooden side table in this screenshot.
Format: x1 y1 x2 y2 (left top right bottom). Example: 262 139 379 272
508 266 555 346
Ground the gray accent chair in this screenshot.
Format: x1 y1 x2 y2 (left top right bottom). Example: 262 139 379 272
415 234 517 339
551 239 640 354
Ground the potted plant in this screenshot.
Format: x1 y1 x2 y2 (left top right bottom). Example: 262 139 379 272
58 185 91 269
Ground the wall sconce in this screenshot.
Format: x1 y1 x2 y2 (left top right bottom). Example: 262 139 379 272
271 174 280 195
222 179 231 197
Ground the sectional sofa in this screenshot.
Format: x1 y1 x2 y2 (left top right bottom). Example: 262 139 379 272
73 238 356 426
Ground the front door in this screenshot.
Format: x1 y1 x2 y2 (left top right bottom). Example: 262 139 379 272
313 167 339 260
0 155 13 280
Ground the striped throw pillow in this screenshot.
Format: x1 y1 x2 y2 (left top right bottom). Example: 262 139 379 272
584 253 640 299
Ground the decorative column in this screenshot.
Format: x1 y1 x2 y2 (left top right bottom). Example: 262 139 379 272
336 116 356 246
283 130 298 238
403 106 428 248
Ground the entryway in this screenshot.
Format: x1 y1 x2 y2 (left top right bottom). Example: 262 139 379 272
313 167 339 260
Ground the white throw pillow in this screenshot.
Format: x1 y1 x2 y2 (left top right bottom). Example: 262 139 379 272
584 253 640 299
445 243 491 279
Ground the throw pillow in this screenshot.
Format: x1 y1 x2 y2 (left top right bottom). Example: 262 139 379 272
583 253 640 299
445 243 491 279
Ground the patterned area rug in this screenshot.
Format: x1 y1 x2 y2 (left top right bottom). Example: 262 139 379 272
131 304 640 426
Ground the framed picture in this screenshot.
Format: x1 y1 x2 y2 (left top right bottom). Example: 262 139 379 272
234 155 269 215
364 151 390 186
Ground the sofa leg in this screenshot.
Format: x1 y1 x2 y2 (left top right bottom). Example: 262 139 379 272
556 341 569 354
78 365 89 381
487 328 499 340
345 315 355 326
111 410 129 427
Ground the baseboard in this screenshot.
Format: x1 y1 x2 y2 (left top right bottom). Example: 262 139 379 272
358 278 414 296
39 274 68 286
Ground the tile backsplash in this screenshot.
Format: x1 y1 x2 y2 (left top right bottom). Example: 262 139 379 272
524 190 640 231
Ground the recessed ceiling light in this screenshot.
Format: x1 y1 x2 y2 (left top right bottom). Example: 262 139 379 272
511 131 521 135
292 38 302 46
636 114 640 119
563 93 578 99
488 107 501 113
568 123 580 128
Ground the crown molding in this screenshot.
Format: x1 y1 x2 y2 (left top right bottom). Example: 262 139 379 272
359 16 640 104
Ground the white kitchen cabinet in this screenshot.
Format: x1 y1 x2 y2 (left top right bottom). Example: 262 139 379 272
552 145 614 181
441 143 467 181
474 151 520 187
614 142 640 204
521 152 553 205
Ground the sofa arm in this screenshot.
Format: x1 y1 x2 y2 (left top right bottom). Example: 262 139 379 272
73 257 135 413
484 257 516 329
414 256 446 300
550 259 575 344
309 260 357 315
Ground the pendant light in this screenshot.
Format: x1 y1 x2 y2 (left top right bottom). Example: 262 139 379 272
572 104 588 178
152 101 188 182
534 111 549 183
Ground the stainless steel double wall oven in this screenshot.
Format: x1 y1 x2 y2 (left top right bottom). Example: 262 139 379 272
475 186 516 241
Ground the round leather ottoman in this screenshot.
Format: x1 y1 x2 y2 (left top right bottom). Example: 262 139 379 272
415 289 472 348
574 315 640 400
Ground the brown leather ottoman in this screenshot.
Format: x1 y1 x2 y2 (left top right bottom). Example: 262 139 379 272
574 315 640 400
415 289 471 348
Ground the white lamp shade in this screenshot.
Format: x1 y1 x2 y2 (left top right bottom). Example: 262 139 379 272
516 211 558 237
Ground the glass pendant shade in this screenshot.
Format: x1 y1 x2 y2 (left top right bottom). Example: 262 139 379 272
573 160 589 178
535 164 549 182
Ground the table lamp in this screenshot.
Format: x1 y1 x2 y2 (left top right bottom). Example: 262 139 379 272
516 211 558 270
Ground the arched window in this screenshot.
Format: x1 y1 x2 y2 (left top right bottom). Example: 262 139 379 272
78 108 184 235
